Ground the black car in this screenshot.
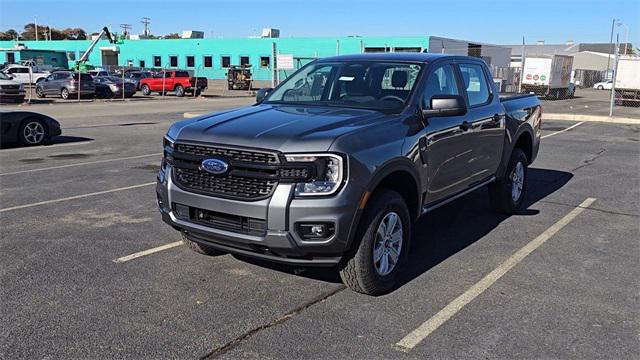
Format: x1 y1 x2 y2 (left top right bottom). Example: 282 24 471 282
93 76 137 98
0 109 61 146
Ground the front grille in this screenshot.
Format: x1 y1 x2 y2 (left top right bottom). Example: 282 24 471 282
1 85 20 90
175 143 278 164
184 205 266 236
174 167 277 200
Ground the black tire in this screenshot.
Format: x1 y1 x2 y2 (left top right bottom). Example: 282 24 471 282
194 88 202 97
61 87 70 100
489 148 528 214
339 189 411 295
141 84 151 96
175 84 185 97
182 233 226 256
597 85 604 90
35 86 45 98
18 118 48 146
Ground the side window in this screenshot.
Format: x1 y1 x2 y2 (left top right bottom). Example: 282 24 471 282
459 63 490 106
422 64 459 109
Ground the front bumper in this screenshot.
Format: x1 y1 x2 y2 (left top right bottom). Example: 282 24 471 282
156 163 363 266
0 90 26 99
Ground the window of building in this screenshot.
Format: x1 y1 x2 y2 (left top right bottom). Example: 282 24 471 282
240 56 250 67
364 47 386 53
260 56 270 68
139 60 146 68
186 56 195 68
394 47 422 53
203 56 213 68
153 56 161 67
458 63 490 106
6 52 15 63
221 56 230 68
169 56 178 67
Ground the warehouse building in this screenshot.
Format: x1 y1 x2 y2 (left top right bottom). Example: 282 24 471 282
0 36 430 80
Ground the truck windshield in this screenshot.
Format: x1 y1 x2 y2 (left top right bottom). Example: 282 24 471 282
265 61 422 111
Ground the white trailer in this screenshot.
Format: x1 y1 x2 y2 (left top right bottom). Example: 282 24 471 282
614 58 640 106
521 55 574 99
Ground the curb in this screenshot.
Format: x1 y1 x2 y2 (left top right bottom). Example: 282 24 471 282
545 113 640 124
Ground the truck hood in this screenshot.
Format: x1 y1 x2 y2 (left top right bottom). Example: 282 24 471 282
169 104 387 152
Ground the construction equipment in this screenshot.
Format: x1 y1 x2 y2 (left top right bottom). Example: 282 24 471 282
226 65 252 90
74 27 116 72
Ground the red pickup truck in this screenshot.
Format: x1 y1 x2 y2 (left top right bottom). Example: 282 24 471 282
139 70 207 97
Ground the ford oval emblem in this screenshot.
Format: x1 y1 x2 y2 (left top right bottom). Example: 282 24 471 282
200 158 229 175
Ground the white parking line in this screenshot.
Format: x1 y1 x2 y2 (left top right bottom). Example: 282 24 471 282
112 241 183 263
541 121 584 139
0 140 93 153
0 153 161 176
0 182 156 213
395 197 596 352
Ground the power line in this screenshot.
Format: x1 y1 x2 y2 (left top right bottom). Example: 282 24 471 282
141 17 151 36
120 23 132 36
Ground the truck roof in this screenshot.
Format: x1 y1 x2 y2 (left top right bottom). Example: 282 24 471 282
317 53 476 63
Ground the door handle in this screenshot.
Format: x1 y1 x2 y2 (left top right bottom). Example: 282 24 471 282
460 121 472 131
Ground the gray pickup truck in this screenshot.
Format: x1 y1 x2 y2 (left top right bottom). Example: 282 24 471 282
157 53 541 295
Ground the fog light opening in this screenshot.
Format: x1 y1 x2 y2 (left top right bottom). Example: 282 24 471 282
296 223 335 240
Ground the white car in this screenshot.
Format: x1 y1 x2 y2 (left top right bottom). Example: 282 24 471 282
1 64 49 85
0 72 26 103
593 80 613 90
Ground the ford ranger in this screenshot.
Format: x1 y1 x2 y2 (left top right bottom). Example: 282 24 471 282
157 54 541 295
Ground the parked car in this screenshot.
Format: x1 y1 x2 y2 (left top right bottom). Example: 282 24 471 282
35 71 95 100
1 64 50 84
0 72 26 103
139 70 207 97
157 53 542 295
125 71 153 90
593 80 613 90
88 70 111 78
93 76 136 98
0 109 61 146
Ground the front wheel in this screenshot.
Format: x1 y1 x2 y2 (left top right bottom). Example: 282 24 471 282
61 87 70 100
141 84 151 96
489 148 528 214
175 85 185 97
597 85 604 90
339 189 411 295
36 86 45 98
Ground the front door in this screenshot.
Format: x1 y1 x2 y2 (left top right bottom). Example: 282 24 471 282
418 62 474 205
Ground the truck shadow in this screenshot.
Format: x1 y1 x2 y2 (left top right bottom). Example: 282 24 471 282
234 168 574 289
0 136 93 149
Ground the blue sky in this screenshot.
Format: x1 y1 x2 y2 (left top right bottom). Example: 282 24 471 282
1 0 638 46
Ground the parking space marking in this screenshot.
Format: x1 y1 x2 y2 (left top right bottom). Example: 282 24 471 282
541 121 584 139
0 153 161 176
0 140 94 153
112 241 183 263
395 197 596 352
0 182 155 213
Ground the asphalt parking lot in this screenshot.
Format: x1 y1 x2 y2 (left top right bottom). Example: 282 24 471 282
1 98 639 359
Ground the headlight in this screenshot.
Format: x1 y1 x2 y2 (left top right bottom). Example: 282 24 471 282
162 136 175 168
285 153 345 196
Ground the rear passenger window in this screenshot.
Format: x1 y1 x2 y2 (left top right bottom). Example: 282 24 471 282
459 64 490 106
422 64 459 109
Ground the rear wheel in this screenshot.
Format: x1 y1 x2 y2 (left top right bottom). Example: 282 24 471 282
182 233 226 256
489 148 528 214
141 84 151 96
175 85 185 97
339 189 411 295
597 85 604 90
61 87 70 100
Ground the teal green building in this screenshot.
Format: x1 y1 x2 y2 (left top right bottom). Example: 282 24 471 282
0 36 429 80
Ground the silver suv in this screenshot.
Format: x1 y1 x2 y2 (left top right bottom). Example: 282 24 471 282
35 71 95 100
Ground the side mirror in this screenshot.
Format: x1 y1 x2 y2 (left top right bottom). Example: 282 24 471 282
256 87 273 103
422 95 467 118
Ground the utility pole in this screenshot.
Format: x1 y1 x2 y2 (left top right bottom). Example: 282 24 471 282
120 24 132 38
141 17 151 37
519 36 525 93
609 34 619 117
34 17 38 41
606 18 619 77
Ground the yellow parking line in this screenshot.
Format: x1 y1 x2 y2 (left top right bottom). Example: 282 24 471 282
395 197 596 352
